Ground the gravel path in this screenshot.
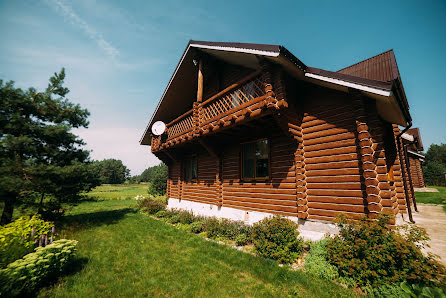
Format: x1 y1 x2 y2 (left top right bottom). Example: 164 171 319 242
412 204 446 265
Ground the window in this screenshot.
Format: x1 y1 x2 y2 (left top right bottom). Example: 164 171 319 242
241 139 269 179
184 156 197 181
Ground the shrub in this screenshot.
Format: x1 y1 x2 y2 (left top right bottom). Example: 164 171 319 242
0 239 78 297
137 199 166 215
235 233 249 246
326 214 446 288
166 214 181 224
0 215 54 267
177 210 195 224
304 239 338 281
155 210 166 218
252 216 303 264
203 217 252 240
189 221 203 233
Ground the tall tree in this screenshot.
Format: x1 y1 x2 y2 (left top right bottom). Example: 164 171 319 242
94 159 130 184
423 143 446 186
0 69 99 224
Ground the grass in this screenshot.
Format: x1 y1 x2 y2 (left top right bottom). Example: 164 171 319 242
415 186 446 212
37 199 355 297
85 183 150 200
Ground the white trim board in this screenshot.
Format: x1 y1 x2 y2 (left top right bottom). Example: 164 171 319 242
305 72 393 97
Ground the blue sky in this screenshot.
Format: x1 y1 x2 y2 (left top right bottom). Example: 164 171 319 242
1 0 445 175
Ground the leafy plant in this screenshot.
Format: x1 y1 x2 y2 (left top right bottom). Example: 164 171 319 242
0 215 54 267
177 210 195 224
166 214 181 224
147 164 167 196
304 239 339 281
399 281 446 298
137 199 166 215
326 214 446 287
252 216 303 264
0 239 78 297
155 210 167 218
189 221 204 233
235 233 249 246
202 218 251 240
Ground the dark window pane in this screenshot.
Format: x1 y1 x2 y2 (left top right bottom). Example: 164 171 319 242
185 160 191 180
256 158 269 178
242 143 255 178
256 139 268 159
192 157 197 180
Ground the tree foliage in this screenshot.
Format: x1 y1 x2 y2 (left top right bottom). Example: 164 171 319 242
93 159 130 185
423 143 446 186
146 164 167 196
0 69 99 224
138 163 167 183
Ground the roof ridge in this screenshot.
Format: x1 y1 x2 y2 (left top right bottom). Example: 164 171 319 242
337 49 394 73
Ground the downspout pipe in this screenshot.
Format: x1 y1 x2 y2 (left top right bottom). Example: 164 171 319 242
397 120 414 223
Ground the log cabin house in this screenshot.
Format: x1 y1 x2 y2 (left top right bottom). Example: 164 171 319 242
140 40 419 235
402 128 425 188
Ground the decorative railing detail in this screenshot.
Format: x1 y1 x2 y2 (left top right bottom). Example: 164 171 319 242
166 110 194 140
152 69 289 153
201 74 265 125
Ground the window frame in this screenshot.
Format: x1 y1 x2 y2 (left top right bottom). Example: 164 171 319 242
240 138 270 181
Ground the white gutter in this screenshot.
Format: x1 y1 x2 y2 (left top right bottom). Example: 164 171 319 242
401 133 414 142
407 149 425 159
305 72 393 97
190 44 280 57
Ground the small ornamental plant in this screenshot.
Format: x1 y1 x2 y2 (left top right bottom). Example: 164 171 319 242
252 216 303 264
326 214 446 288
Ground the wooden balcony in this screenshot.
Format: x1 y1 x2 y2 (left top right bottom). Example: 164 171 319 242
151 70 288 152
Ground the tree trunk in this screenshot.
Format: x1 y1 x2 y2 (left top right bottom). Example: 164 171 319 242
1 196 15 225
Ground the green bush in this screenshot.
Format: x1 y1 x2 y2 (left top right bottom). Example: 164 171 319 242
0 215 54 267
304 239 338 281
0 239 78 297
203 217 252 240
326 214 446 288
235 233 249 246
137 199 166 215
177 210 195 224
189 221 203 233
252 216 303 264
155 210 166 218
166 214 181 224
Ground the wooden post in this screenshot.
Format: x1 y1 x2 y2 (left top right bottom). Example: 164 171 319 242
197 59 203 103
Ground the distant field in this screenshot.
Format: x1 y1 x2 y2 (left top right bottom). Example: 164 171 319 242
415 186 446 212
85 183 149 200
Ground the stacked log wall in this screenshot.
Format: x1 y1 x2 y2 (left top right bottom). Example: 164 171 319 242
221 133 298 217
408 156 425 188
181 153 219 205
301 92 366 221
168 162 181 199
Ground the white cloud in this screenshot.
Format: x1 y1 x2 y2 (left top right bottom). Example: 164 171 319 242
75 127 160 176
47 0 119 59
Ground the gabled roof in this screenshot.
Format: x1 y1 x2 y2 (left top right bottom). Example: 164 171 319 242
406 127 424 151
141 41 412 145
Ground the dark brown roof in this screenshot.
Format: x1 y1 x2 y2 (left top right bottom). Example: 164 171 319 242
337 49 409 112
306 67 393 90
337 50 400 82
189 40 281 53
406 127 424 151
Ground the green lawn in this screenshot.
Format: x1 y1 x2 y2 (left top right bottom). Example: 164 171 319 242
85 183 150 200
37 199 355 297
415 186 446 212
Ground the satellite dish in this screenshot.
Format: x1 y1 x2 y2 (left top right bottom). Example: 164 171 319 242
152 121 166 135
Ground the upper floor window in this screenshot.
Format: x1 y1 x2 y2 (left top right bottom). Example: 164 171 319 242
241 139 269 179
185 156 197 181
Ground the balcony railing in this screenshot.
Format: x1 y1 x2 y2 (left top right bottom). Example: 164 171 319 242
153 69 286 152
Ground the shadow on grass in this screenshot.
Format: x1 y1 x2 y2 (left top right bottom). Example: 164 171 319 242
59 208 137 231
